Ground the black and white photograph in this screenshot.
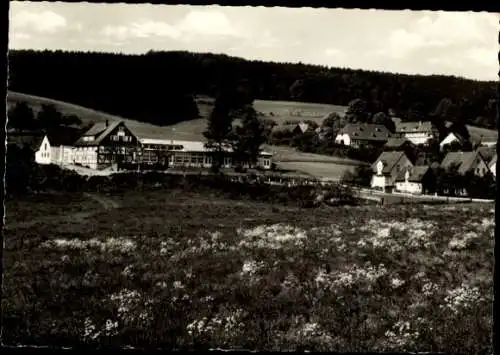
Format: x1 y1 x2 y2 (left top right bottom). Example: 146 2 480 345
4 1 498 352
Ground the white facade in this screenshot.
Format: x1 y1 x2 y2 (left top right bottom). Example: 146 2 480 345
34 136 52 165
439 133 462 150
395 171 423 194
334 133 351 146
73 146 99 170
51 145 74 165
489 162 496 177
403 132 434 145
370 161 389 191
473 158 490 178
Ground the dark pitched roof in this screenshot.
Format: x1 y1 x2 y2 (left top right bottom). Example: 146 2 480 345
372 151 409 174
396 121 436 133
384 137 412 148
395 165 431 182
338 123 391 142
466 125 498 144
440 151 485 175
74 120 132 146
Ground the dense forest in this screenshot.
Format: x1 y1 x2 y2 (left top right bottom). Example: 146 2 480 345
8 49 498 128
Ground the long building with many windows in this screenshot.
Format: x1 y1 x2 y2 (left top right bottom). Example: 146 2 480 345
34 120 273 170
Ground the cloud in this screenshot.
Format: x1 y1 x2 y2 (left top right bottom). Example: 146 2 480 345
177 10 240 37
374 11 497 60
100 9 244 43
10 10 67 33
325 48 345 58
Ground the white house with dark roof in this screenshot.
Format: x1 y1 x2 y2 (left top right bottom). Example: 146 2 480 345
371 151 413 192
335 123 392 148
395 121 439 145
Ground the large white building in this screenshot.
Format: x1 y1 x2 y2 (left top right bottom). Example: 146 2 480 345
34 120 273 171
140 138 273 169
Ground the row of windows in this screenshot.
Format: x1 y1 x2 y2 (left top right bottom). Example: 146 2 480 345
110 135 132 142
143 144 183 151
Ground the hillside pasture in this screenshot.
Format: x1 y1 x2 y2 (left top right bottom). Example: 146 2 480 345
3 189 493 352
195 97 347 126
276 161 358 182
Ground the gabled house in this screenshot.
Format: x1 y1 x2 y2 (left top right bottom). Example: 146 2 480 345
394 165 435 195
73 120 141 169
489 154 497 177
335 123 392 148
371 151 414 192
34 133 77 166
439 132 468 151
395 120 439 145
440 150 490 178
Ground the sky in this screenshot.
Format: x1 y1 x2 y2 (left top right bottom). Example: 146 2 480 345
8 2 500 82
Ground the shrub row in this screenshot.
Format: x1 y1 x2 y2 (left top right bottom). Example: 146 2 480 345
7 162 356 208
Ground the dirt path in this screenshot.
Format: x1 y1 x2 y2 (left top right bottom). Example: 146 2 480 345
4 193 121 230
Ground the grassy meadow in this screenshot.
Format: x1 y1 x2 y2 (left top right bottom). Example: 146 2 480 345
3 189 494 352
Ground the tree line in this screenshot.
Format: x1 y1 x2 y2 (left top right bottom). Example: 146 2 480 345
8 49 498 129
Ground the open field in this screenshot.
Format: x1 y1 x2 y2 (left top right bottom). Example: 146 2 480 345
276 161 357 182
197 97 347 126
3 189 493 352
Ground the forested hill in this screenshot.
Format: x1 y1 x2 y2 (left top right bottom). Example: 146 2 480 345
8 49 498 129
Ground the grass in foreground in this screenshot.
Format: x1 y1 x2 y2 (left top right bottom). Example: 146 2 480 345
3 189 493 352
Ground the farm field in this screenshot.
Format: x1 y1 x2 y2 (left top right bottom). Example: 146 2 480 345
276 161 357 182
197 97 347 126
3 189 493 352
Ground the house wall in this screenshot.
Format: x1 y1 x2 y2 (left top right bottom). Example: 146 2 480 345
73 146 98 169
439 133 459 149
471 158 490 177
50 145 74 166
403 132 434 145
35 136 52 165
395 181 423 194
371 175 388 190
334 133 351 146
490 162 496 177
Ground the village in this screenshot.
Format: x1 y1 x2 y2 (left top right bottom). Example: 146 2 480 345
28 107 497 201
